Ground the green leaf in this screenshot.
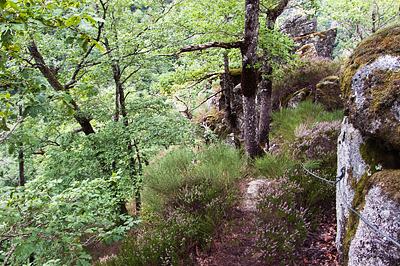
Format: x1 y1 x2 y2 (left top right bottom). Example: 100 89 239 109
65 15 80 27
8 143 15 155
7 1 19 10
62 93 72 101
92 40 105 52
0 0 6 9
37 92 47 103
65 36 75 44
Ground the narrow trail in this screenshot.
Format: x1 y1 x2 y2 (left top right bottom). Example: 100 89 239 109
195 178 340 266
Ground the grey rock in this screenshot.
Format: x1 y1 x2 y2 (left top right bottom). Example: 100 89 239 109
336 118 368 262
280 14 317 37
242 178 269 211
348 185 400 266
293 28 337 59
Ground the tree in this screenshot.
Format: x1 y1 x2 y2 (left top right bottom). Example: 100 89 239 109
159 0 300 157
0 1 199 263
321 0 400 54
241 0 261 157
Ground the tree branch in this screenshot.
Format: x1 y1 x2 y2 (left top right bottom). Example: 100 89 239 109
28 41 95 135
0 118 23 146
160 41 243 56
191 89 223 112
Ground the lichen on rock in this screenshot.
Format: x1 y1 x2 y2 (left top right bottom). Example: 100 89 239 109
337 24 400 266
341 24 400 150
348 173 400 266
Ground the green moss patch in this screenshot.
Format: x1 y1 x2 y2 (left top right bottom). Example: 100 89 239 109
359 137 400 171
367 169 400 204
229 69 242 76
341 24 400 98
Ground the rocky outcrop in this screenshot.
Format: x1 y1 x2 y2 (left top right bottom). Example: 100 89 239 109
293 28 337 59
280 14 317 37
295 43 318 59
336 25 400 266
341 25 400 150
315 76 343 111
280 14 336 59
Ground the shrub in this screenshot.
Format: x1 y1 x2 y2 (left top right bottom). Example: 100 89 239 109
99 144 246 266
271 100 343 143
272 57 341 110
252 151 297 179
252 173 310 264
291 120 341 167
0 175 139 265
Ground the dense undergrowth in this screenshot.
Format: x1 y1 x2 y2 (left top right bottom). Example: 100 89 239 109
96 100 343 265
98 145 247 265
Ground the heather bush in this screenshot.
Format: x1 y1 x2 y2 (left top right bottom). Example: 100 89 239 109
272 57 341 109
253 172 310 264
291 120 341 167
98 144 246 266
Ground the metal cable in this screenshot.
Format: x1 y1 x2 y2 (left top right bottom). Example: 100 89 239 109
300 163 339 185
337 179 400 249
301 164 400 249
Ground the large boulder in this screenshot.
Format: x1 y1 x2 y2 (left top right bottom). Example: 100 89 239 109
341 25 400 150
336 25 400 266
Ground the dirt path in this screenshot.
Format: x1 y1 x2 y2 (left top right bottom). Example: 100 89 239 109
195 179 340 266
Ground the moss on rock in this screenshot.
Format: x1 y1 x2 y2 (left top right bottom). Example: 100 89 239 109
343 172 370 265
316 75 343 111
341 24 400 99
340 24 400 150
367 169 400 204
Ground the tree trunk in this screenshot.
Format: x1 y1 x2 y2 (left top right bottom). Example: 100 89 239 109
257 0 289 151
18 143 25 186
27 42 95 135
223 53 236 129
18 106 25 186
241 0 262 158
257 64 272 150
105 37 142 210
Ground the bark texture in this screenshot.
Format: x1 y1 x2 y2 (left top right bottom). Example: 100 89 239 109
223 53 236 129
241 0 261 158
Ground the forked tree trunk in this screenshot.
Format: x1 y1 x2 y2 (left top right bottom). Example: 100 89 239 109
241 0 262 158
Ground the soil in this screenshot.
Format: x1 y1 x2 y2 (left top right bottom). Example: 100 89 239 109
194 207 340 266
194 178 340 266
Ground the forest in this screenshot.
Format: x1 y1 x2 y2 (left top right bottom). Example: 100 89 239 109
0 0 399 265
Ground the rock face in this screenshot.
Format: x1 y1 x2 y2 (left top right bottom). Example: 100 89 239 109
295 43 318 59
336 25 400 266
293 28 337 59
280 14 317 37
